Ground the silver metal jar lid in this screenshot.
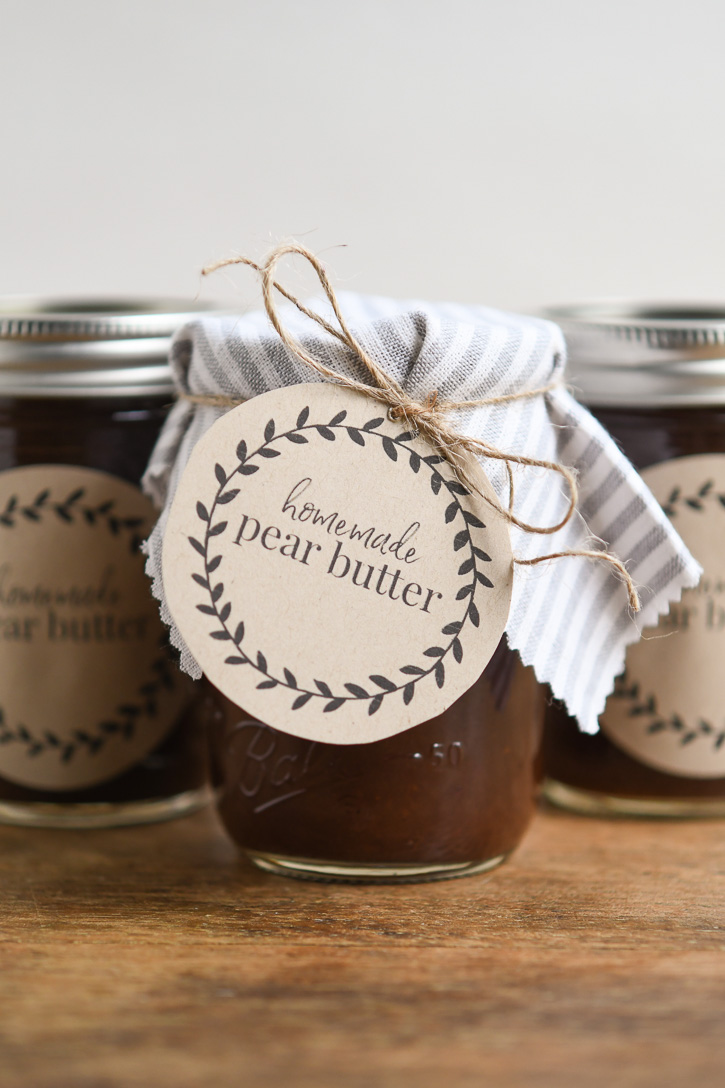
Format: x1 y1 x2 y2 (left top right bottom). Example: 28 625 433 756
0 297 214 398
544 302 725 408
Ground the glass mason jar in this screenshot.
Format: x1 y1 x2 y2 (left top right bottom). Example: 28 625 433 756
542 303 725 816
207 638 544 883
0 298 213 827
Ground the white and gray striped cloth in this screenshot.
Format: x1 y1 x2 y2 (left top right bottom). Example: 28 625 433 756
143 294 701 734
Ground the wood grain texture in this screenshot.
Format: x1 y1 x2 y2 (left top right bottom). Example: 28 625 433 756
0 804 723 1088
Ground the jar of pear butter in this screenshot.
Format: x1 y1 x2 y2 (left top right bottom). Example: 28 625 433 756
543 303 725 816
0 298 213 827
146 270 697 879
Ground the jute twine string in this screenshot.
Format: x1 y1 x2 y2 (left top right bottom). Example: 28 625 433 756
193 242 640 611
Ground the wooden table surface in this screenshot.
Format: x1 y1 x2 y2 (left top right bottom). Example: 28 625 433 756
0 802 723 1088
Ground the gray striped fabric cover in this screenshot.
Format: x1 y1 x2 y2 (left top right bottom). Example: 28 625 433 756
143 294 701 734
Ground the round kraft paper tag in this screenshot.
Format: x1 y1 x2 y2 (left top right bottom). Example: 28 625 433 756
601 453 725 778
0 465 189 790
163 383 513 744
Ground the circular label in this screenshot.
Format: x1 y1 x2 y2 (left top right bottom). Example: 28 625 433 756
163 384 513 744
601 454 725 778
0 465 189 790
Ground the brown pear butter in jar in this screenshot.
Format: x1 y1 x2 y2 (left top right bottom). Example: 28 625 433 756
542 303 725 816
208 638 544 882
0 298 215 827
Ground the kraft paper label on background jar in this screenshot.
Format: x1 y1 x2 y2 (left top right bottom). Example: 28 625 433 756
599 455 725 780
0 298 215 827
542 303 725 816
143 244 699 882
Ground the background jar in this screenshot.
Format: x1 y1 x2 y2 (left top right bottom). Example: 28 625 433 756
0 298 214 827
207 638 544 883
542 303 725 816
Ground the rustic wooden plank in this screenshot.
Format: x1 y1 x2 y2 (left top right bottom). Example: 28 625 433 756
0 806 723 1088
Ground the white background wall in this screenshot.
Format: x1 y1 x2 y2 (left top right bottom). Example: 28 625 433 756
2 0 725 312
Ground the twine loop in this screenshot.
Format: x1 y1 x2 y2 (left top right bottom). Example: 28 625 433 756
199 242 640 611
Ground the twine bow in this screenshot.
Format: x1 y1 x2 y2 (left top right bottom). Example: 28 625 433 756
196 242 640 611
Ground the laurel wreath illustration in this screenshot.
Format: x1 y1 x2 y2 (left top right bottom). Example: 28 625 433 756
0 485 175 763
661 478 725 518
608 473 725 753
609 670 725 751
189 407 495 717
0 486 147 552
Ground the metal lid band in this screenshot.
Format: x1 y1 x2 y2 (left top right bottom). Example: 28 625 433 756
544 302 725 408
0 297 214 398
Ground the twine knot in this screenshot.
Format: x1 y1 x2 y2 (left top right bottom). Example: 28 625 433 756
389 390 442 432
